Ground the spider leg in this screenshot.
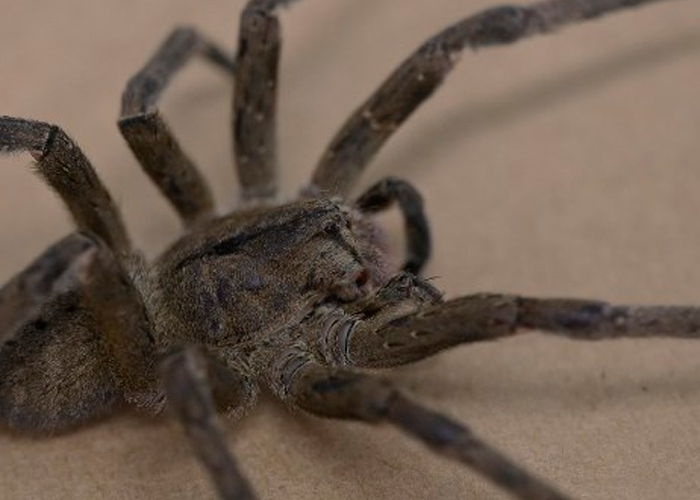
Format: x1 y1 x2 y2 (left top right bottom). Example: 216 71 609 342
308 0 674 197
355 177 430 274
232 0 298 203
0 116 130 255
273 355 571 500
160 346 257 500
0 232 96 348
119 28 234 226
336 276 700 368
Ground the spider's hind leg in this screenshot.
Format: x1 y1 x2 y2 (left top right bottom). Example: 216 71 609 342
0 232 96 348
120 28 234 226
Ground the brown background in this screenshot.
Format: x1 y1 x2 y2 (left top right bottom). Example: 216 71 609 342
1 1 700 498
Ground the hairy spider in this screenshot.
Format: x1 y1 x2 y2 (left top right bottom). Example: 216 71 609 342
1 0 699 499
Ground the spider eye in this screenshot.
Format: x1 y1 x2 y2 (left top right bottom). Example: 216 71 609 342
355 269 369 287
322 217 352 236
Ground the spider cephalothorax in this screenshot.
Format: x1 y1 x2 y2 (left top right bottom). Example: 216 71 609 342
0 1 695 499
152 200 385 345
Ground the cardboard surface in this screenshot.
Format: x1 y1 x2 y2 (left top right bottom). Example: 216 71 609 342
1 1 700 498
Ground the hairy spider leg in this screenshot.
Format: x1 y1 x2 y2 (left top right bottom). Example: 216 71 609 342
0 116 130 255
308 0 669 197
119 27 234 226
355 177 431 274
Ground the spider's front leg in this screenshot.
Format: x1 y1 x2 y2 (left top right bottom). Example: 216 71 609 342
270 351 571 500
308 0 672 197
120 28 235 226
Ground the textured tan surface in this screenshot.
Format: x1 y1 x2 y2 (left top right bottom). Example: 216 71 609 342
1 1 700 499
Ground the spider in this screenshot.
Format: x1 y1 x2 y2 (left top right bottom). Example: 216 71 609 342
1 0 699 498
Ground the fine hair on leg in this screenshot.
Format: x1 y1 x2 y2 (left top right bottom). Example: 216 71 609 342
0 116 131 255
120 27 235 226
308 0 668 196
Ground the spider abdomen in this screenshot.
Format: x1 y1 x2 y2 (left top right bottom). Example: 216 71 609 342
0 290 121 432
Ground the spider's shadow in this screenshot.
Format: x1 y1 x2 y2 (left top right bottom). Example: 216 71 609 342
391 338 700 411
264 396 467 497
244 337 700 497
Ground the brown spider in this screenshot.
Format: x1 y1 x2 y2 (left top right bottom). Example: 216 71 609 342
1 0 699 498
